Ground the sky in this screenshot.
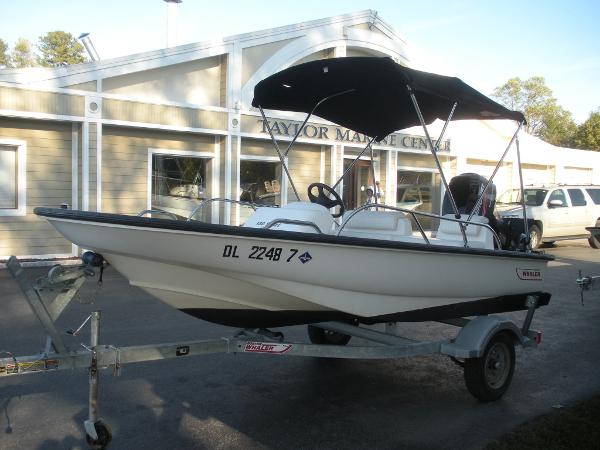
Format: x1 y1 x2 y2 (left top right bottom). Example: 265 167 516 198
1 0 599 123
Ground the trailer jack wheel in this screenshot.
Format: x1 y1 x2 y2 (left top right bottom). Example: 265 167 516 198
307 325 351 345
85 420 112 449
463 332 515 402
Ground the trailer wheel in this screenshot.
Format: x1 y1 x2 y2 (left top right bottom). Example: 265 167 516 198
85 420 112 449
528 225 542 249
307 325 352 345
464 332 515 402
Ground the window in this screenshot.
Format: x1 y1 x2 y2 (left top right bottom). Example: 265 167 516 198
586 188 600 205
548 189 567 206
0 142 26 216
150 152 211 220
239 159 282 222
240 160 282 206
568 188 587 206
0 146 17 209
396 170 440 230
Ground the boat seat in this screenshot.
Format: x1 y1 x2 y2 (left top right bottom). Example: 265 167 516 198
242 202 334 234
435 214 494 249
339 210 413 241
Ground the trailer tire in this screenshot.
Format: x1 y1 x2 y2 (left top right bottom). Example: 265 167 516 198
307 325 352 345
464 332 515 402
85 420 112 450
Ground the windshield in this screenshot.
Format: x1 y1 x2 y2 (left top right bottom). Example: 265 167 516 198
498 189 548 206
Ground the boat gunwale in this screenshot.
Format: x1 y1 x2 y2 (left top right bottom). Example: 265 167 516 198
35 207 554 261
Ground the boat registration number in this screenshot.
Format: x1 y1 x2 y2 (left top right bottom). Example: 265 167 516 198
222 245 312 264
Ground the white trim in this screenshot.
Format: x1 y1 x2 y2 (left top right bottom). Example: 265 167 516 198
71 123 79 255
337 145 344 196
320 146 325 183
397 165 438 173
100 118 228 136
212 136 220 223
96 122 102 212
71 124 79 210
100 91 230 113
148 148 215 159
0 81 230 114
9 44 232 89
0 139 26 216
224 134 232 225
239 154 280 162
82 122 89 211
343 154 372 160
0 81 89 96
331 145 337 187
0 109 84 123
235 135 241 225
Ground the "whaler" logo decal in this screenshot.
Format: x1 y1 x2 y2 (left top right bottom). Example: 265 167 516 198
243 341 292 354
516 268 543 281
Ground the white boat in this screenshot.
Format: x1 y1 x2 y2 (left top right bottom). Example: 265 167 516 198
36 57 552 328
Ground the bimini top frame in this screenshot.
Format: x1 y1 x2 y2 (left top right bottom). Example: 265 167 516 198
252 57 528 247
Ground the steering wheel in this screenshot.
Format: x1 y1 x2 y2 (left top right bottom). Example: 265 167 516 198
307 182 345 218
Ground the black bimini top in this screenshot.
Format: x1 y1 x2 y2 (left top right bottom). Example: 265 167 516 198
252 57 525 141
35 208 552 262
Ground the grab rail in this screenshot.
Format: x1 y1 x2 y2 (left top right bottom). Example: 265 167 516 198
137 209 179 220
338 204 502 249
187 198 259 222
263 219 323 234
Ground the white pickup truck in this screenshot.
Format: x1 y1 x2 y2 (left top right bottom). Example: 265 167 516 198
497 185 600 249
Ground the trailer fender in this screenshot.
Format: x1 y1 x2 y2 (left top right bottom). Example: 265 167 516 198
440 316 524 359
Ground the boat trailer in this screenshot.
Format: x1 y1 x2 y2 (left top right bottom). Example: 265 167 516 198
1 256 543 449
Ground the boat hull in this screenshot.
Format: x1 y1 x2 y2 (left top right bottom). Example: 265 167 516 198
36 208 552 327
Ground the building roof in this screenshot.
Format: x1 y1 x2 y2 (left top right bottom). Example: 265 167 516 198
0 10 410 89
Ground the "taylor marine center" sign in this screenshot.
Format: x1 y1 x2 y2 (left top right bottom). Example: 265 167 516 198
253 118 451 151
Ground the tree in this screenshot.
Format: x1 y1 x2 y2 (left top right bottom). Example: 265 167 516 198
11 38 36 68
492 77 577 146
572 110 600 151
0 38 10 68
38 31 86 67
539 105 578 147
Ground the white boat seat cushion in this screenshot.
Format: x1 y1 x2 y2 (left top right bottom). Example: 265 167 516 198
339 210 413 241
436 214 494 249
243 202 334 233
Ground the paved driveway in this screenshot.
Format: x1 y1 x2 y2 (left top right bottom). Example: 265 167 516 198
1 240 599 450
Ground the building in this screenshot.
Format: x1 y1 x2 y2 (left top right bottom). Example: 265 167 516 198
1 10 599 260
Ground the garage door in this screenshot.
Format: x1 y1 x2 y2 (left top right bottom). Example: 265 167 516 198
563 167 593 184
521 164 553 186
465 159 511 195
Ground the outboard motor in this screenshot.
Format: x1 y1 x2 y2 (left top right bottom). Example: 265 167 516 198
442 173 497 222
442 173 533 250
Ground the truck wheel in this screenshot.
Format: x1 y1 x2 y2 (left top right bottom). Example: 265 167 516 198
529 225 542 249
308 325 351 345
464 332 515 402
